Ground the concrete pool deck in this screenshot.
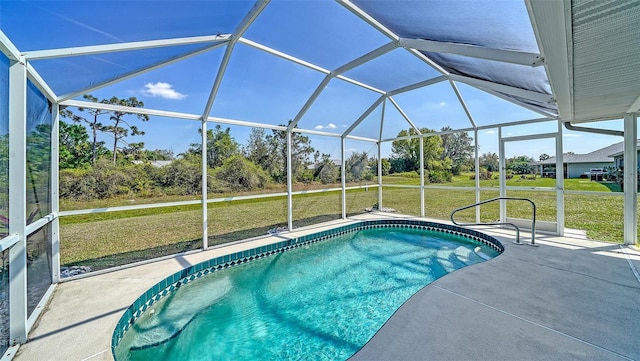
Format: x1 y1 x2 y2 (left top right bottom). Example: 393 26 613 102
13 213 640 361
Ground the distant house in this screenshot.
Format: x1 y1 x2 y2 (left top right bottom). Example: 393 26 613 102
533 141 640 178
609 142 640 169
132 160 172 167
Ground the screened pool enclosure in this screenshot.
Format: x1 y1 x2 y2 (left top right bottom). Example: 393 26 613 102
1 0 639 358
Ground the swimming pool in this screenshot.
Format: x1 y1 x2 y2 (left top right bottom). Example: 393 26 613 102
113 220 503 360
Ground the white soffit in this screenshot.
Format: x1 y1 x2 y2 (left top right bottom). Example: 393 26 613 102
571 0 640 122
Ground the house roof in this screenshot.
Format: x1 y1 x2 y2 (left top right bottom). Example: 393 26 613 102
534 140 640 165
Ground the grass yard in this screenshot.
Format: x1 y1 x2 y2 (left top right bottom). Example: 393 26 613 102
59 174 631 272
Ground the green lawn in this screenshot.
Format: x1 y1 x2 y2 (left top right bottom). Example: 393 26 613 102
59 174 631 271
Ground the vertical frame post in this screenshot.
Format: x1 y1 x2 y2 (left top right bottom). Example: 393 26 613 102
419 135 425 217
623 113 637 245
8 59 28 344
498 127 506 222
378 99 385 212
474 129 480 223
377 142 383 211
555 121 565 235
201 120 208 249
286 129 293 230
50 104 60 283
341 137 346 219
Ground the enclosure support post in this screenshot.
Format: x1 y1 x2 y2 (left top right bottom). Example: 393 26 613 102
378 99 385 211
8 59 28 345
51 104 61 283
201 119 208 249
498 127 506 222
623 113 637 245
377 142 383 211
474 129 480 223
341 137 347 219
555 121 565 235
419 135 425 217
287 129 293 230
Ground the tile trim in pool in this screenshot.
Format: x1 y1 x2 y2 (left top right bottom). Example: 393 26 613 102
111 219 503 355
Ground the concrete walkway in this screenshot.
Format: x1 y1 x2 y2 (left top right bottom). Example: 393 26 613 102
352 228 640 361
14 215 640 361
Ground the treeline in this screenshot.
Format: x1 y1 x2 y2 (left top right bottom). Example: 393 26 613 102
59 94 546 201
59 110 383 200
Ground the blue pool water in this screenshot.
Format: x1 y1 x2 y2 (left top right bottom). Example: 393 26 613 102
115 226 500 361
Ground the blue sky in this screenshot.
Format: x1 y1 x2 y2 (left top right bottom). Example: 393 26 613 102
3 0 630 161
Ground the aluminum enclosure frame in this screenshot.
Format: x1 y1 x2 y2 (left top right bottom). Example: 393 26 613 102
1 1 639 359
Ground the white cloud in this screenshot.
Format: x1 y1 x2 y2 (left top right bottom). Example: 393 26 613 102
563 133 582 137
485 130 496 134
439 102 447 106
142 82 186 100
315 123 337 130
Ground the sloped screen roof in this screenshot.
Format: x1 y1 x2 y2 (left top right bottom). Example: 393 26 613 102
1 0 560 135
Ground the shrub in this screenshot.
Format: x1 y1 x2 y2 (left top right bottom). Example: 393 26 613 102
469 169 492 180
212 155 270 191
59 160 141 200
154 158 202 195
317 163 339 184
427 170 452 183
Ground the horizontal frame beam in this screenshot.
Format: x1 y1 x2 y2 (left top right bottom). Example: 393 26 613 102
387 75 447 96
449 74 554 104
22 35 231 60
238 37 329 74
334 75 385 94
60 98 378 141
25 213 57 237
482 87 558 118
0 30 21 61
26 62 57 101
333 41 397 75
57 42 226 102
336 0 399 41
399 38 544 67
342 95 386 138
0 234 19 253
387 97 421 134
60 184 378 216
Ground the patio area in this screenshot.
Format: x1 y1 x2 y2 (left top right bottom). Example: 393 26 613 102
12 214 640 361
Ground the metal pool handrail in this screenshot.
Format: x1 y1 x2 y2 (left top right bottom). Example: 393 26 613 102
450 197 536 245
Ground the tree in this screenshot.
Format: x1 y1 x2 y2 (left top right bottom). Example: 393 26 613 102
507 155 534 174
345 151 373 182
390 128 446 173
244 128 271 171
479 152 499 172
440 126 473 175
60 94 110 165
101 96 149 164
313 153 339 184
369 157 391 176
539 153 551 161
142 149 174 161
266 124 315 183
120 142 146 162
59 120 93 169
187 124 240 168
